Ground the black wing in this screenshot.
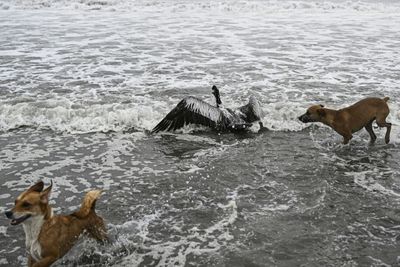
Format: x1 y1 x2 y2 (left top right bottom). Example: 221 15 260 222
151 97 224 133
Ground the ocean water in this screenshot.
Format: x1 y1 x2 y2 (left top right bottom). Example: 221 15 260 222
1 0 400 266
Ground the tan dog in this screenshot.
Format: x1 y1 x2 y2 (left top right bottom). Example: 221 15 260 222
4 181 108 267
298 97 391 144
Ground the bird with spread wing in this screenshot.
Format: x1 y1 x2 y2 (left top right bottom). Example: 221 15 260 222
151 85 263 133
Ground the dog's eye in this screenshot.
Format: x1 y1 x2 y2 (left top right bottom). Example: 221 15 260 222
306 111 310 115
22 201 31 208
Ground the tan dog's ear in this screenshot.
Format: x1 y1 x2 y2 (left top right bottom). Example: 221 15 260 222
317 108 326 117
28 181 44 193
40 180 53 204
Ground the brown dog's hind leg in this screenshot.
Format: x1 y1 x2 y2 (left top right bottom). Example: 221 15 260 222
376 113 391 144
380 122 391 144
365 121 377 144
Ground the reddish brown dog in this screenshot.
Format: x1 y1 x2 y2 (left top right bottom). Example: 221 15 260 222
298 97 391 144
5 181 108 267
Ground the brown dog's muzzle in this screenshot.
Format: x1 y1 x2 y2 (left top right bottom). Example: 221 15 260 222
298 114 314 123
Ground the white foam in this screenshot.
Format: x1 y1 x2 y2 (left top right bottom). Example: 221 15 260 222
84 196 239 266
178 164 203 174
0 226 8 237
346 171 400 197
0 99 157 133
2 0 400 13
3 91 398 137
367 256 391 267
261 204 291 212
0 194 11 199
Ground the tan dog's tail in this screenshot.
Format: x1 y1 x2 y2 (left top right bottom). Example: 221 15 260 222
73 190 102 218
383 97 390 102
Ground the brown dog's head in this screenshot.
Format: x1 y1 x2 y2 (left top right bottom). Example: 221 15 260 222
298 105 325 123
4 181 52 225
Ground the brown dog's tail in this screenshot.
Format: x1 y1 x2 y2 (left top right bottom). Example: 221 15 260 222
383 97 390 102
73 190 102 219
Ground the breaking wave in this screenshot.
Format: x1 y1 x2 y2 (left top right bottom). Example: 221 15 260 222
0 99 155 133
1 97 399 136
0 98 306 133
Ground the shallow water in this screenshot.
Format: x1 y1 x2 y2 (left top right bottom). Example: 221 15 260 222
1 0 400 266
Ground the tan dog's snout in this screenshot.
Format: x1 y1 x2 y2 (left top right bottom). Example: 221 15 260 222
5 210 32 225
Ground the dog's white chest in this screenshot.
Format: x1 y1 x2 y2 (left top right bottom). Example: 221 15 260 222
22 215 44 261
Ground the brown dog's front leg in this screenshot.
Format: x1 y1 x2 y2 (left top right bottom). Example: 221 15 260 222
342 133 353 144
365 122 377 144
32 256 57 267
384 123 391 144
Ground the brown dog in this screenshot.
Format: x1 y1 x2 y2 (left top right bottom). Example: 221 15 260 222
298 97 391 144
4 181 108 267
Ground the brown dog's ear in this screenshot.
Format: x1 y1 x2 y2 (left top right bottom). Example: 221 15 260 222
40 180 53 204
28 181 44 193
317 108 326 117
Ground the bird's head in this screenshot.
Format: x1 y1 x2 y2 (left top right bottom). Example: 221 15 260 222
211 85 222 106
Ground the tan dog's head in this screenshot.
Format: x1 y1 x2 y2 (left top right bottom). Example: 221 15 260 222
298 104 326 123
4 181 52 225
